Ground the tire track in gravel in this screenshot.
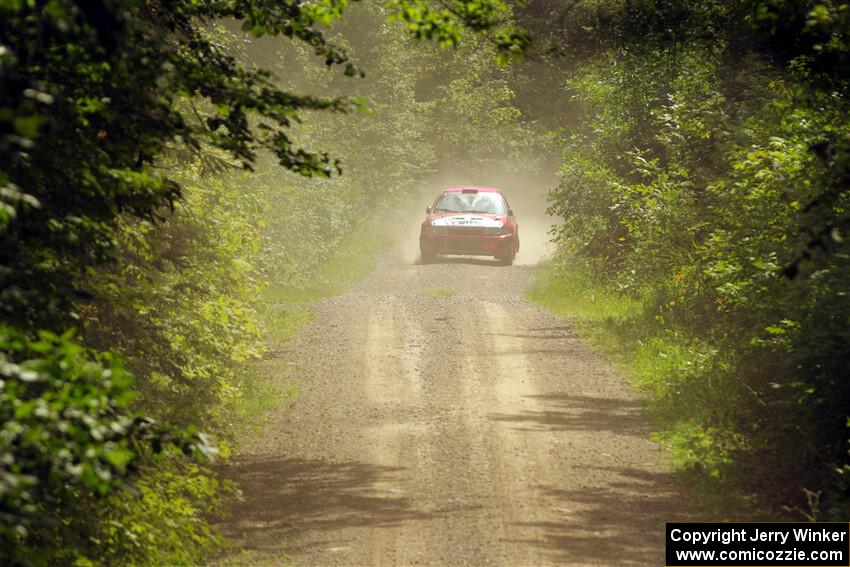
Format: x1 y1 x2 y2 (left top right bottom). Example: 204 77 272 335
218 250 704 567
364 299 431 566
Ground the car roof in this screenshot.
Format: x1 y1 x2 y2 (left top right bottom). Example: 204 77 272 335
440 186 502 193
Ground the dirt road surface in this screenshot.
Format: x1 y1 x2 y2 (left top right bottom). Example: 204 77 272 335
220 246 699 566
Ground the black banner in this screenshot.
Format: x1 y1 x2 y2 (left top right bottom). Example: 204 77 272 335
666 523 850 566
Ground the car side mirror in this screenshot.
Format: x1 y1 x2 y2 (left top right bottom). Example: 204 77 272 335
425 206 432 214
508 208 514 216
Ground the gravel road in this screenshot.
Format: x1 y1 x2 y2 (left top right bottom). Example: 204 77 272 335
220 247 699 566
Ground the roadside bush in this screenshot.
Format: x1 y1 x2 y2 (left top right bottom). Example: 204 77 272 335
82 166 267 433
0 327 216 565
540 1 850 518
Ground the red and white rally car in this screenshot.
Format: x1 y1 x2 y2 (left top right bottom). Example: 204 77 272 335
419 186 520 265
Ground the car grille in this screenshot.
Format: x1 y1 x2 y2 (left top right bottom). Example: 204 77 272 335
448 227 485 235
448 238 485 252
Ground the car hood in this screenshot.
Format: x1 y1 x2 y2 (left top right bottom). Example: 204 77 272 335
428 212 507 228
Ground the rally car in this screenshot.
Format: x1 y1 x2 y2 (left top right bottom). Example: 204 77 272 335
419 186 519 265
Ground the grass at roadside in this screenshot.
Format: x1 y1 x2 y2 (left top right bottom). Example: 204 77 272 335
232 226 393 438
526 259 640 322
422 286 457 298
527 257 754 518
526 259 648 402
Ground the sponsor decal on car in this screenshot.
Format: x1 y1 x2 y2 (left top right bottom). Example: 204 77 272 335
431 216 503 228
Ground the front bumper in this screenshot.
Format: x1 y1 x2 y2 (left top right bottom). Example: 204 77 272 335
420 231 515 256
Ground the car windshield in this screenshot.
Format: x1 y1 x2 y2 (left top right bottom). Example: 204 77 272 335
433 192 506 214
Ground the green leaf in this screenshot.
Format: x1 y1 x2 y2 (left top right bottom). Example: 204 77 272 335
104 448 134 469
12 115 45 138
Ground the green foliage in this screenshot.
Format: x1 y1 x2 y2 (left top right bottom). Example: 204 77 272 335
386 0 531 61
79 164 268 432
0 327 215 564
0 327 135 560
91 460 228 566
655 422 733 481
540 0 850 517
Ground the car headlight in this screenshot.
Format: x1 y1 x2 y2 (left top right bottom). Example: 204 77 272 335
484 226 508 235
431 226 449 235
